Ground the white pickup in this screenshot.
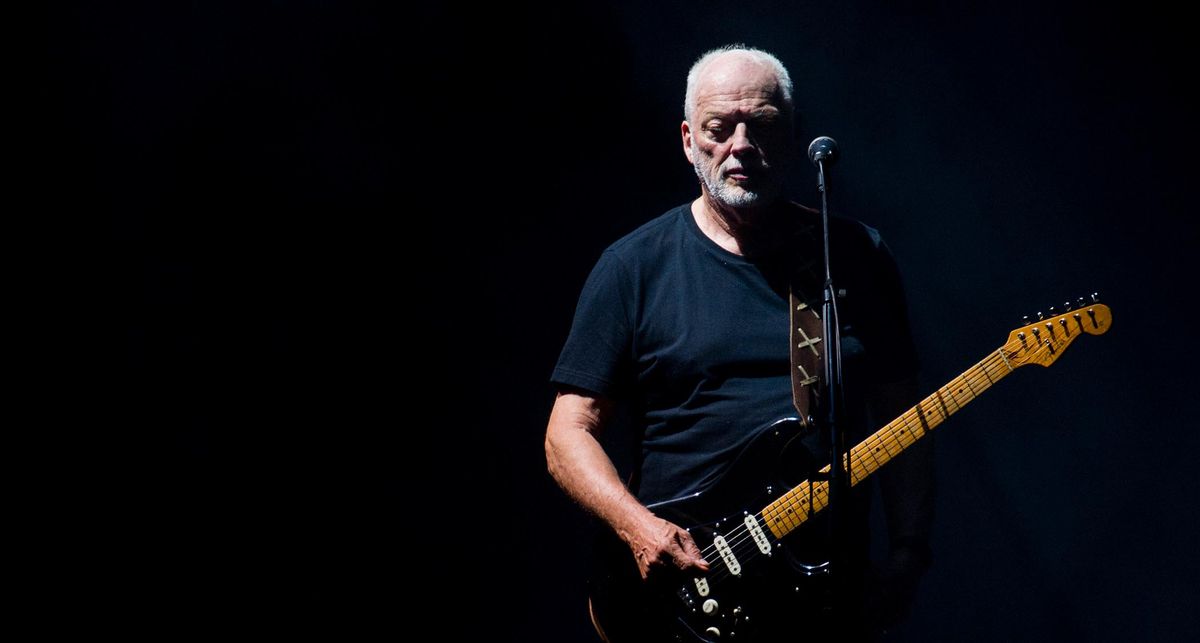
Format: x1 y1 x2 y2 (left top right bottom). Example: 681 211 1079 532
744 514 773 555
712 535 741 576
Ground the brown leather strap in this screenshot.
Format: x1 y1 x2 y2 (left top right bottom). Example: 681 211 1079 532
789 285 823 427
788 217 825 427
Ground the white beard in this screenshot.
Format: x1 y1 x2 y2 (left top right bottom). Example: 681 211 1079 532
691 140 782 208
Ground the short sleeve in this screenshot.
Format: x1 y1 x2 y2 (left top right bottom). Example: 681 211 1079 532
550 249 635 397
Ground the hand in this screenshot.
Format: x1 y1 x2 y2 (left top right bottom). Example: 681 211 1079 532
623 515 710 580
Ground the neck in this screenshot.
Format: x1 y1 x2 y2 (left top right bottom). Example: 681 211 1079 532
692 192 786 258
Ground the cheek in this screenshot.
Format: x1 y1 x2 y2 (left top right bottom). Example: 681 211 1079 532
697 141 728 162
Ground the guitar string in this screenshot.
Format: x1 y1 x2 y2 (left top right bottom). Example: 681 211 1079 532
703 343 1010 558
695 331 1066 581
737 342 1018 555
708 320 1084 570
741 319 1093 577
700 328 1077 583
699 349 1010 574
697 346 1017 583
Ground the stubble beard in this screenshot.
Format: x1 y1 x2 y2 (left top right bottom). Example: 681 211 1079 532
691 140 782 209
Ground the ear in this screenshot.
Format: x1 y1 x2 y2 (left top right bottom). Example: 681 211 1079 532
681 120 695 164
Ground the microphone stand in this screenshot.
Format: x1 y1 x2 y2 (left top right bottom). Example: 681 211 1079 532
812 139 849 624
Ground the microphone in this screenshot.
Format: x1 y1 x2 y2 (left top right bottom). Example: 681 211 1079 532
807 136 839 167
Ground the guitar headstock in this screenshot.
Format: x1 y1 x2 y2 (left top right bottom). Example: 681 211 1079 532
1003 294 1112 368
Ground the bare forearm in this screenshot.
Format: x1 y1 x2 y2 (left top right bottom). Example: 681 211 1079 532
545 395 656 541
544 392 710 577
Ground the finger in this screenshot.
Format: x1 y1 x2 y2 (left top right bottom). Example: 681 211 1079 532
634 549 653 580
669 533 709 572
679 532 710 571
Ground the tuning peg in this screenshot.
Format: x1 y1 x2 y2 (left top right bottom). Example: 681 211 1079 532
1063 301 1073 312
1078 297 1087 309
1022 315 1031 326
1037 311 1045 321
1090 292 1100 303
1049 305 1058 316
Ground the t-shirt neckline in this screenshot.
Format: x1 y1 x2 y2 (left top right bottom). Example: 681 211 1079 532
681 203 755 266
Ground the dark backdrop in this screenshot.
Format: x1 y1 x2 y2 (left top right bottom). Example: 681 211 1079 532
57 1 1198 639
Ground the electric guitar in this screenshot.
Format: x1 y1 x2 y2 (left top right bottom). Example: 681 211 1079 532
589 298 1113 643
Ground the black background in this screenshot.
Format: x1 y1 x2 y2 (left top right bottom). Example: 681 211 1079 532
54 1 1199 639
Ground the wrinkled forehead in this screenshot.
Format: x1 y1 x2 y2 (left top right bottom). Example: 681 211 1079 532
693 57 784 114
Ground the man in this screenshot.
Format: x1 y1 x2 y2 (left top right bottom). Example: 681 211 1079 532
545 45 933 641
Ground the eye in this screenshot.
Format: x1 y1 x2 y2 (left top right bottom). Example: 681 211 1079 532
704 121 730 141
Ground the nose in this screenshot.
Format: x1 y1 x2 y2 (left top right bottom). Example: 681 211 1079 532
729 123 757 158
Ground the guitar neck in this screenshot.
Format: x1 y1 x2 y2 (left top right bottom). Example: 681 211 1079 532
761 346 1016 540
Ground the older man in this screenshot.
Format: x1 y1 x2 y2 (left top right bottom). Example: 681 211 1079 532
545 45 933 641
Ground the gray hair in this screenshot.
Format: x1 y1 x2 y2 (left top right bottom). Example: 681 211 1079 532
684 45 794 123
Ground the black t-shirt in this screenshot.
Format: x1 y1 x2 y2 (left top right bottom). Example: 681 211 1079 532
551 202 918 504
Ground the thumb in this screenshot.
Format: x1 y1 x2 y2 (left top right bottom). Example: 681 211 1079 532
679 531 709 571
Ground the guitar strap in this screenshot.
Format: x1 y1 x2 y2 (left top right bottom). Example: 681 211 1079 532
788 222 825 428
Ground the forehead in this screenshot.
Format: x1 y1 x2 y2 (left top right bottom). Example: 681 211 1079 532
693 57 783 118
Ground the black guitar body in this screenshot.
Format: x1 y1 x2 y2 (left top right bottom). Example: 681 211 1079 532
589 418 835 643
586 301 1116 641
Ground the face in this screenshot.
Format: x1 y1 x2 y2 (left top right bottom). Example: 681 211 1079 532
683 56 791 209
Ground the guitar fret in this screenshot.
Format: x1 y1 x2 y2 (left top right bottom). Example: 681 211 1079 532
932 405 947 424
916 404 931 434
878 435 898 457
593 307 1112 643
982 358 1003 384
957 374 976 402
935 390 952 417
921 403 942 431
946 383 965 411
760 342 1023 540
990 352 1011 378
865 436 887 466
998 347 1015 372
754 304 1114 545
